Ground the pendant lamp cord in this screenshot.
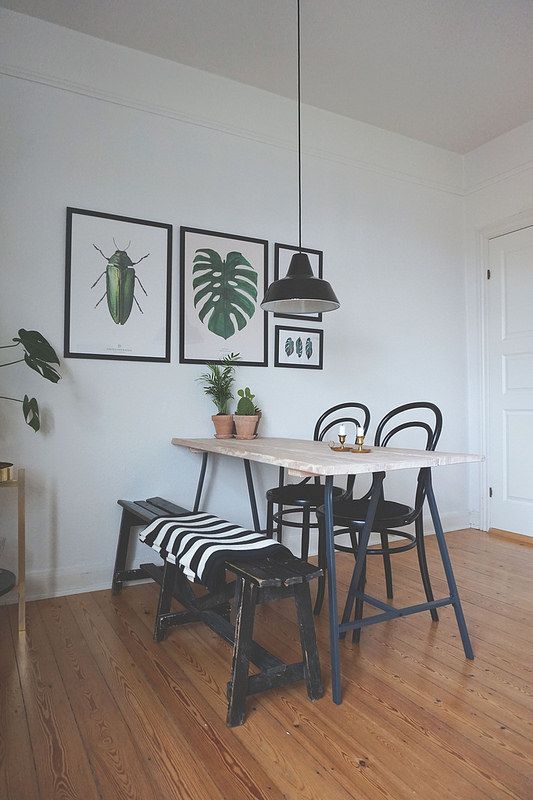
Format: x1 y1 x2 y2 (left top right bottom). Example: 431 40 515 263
297 0 302 252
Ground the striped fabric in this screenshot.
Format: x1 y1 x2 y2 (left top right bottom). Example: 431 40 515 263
140 512 290 589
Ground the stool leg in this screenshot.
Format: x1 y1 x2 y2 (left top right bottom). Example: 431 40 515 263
294 582 324 701
301 506 310 562
415 514 439 622
112 509 134 595
380 532 394 599
275 505 283 543
314 520 326 615
153 561 177 642
227 577 257 727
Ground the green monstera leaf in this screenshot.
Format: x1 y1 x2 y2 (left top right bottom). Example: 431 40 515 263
305 337 313 359
296 337 303 358
192 249 258 340
14 329 61 383
22 395 40 432
285 337 294 356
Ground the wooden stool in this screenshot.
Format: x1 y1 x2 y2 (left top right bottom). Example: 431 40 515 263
112 496 324 726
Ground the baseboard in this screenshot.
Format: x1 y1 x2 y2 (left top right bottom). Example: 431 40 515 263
489 527 533 546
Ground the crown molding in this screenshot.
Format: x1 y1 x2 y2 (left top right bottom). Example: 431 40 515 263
1 62 464 197
464 157 533 195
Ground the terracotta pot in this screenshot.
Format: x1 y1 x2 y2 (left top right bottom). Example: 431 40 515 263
211 414 234 439
233 414 259 439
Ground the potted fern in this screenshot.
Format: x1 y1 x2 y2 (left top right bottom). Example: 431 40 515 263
197 353 239 438
233 387 261 439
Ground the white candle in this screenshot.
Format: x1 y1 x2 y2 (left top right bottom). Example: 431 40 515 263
339 424 346 436
356 426 364 438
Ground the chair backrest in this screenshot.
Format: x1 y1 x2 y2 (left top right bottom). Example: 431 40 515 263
313 402 371 442
374 402 443 515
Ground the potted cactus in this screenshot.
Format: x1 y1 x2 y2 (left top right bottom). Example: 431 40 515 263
233 387 260 439
197 353 239 438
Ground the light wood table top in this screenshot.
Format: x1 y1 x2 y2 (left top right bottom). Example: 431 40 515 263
171 436 483 477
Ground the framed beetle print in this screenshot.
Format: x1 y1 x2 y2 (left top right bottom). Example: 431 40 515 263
180 226 268 366
64 208 172 362
274 243 323 321
274 325 323 370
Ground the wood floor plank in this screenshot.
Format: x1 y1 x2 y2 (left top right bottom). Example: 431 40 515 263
39 597 159 800
0 609 40 800
67 592 229 800
8 603 101 800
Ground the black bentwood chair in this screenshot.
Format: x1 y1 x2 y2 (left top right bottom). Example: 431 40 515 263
266 402 371 615
317 402 443 642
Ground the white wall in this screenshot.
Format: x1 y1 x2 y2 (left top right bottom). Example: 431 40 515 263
463 121 533 529
0 9 473 601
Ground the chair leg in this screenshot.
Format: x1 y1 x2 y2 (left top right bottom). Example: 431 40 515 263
266 500 274 538
380 532 394 599
153 561 177 642
314 520 326 615
301 506 311 562
227 577 257 727
275 504 283 543
338 526 359 638
293 582 324 700
415 514 438 622
112 509 134 595
352 555 366 644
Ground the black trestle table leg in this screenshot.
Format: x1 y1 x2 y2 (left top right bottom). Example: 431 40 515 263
193 452 208 513
243 459 261 532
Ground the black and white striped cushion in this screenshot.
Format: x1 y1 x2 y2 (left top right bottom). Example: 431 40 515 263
139 512 290 588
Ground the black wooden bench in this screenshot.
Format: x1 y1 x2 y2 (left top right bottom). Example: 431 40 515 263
112 496 324 726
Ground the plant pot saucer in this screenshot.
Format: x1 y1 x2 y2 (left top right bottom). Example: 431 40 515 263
234 434 258 440
214 434 234 439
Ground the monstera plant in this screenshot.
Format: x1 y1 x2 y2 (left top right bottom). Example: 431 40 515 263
192 249 258 339
0 329 61 432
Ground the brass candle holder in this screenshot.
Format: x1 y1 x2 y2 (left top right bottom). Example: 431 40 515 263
352 433 371 454
330 434 350 452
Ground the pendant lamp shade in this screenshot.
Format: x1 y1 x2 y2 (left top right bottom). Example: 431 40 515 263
261 0 340 315
261 253 340 313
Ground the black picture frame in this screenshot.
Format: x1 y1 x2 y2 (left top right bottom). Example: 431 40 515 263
273 243 324 322
274 325 324 370
64 207 172 362
180 226 268 366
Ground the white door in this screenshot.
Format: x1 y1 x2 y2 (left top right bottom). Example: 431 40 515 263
487 225 533 537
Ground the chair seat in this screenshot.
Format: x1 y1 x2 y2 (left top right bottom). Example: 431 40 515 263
326 498 414 529
267 483 344 507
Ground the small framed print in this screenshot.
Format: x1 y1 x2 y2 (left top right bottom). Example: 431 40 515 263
180 226 268 366
274 243 323 321
64 208 172 362
274 325 323 370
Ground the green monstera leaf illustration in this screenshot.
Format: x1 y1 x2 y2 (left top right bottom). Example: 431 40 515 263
192 249 258 340
285 337 294 356
22 395 40 432
305 337 313 359
296 337 303 358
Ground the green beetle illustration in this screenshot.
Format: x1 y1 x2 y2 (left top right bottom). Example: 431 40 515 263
91 239 150 324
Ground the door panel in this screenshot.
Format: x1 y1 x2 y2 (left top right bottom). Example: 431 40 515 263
488 227 533 537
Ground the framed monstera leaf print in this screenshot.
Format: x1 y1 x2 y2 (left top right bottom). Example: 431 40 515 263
274 325 323 370
180 227 268 365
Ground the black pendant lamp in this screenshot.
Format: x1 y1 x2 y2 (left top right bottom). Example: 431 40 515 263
261 0 340 314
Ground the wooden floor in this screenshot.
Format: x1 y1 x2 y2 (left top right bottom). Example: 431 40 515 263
1 529 532 800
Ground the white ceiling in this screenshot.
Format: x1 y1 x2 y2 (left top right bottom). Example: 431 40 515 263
2 0 533 153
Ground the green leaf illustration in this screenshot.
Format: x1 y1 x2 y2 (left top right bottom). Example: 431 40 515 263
305 337 313 359
296 337 303 358
22 395 40 432
23 353 61 383
192 249 258 340
285 337 294 356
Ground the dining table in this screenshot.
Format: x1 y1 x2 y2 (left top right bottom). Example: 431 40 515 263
171 435 483 704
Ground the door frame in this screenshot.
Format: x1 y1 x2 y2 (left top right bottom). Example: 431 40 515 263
477 209 533 531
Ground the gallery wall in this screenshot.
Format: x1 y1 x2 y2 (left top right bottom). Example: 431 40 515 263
0 9 474 600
